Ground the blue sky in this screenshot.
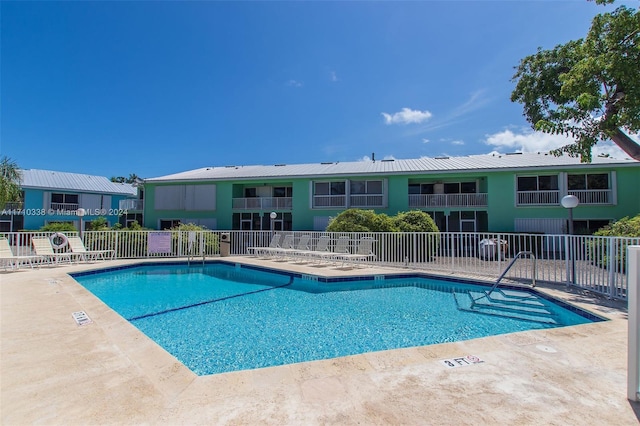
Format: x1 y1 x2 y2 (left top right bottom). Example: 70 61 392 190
1 1 635 179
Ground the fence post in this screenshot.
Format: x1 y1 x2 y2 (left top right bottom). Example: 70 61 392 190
628 245 640 402
608 238 617 299
564 234 571 287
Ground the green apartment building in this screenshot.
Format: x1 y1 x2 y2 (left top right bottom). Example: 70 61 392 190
142 152 640 235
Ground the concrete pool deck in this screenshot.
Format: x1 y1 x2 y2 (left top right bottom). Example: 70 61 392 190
1 257 638 425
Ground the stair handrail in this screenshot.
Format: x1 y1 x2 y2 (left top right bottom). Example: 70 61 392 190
488 251 536 296
471 251 537 306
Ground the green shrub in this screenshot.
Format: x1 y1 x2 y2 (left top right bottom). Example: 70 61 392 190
87 216 110 231
326 209 440 262
170 222 219 256
393 210 439 262
327 209 397 232
588 214 640 271
594 215 640 238
393 210 439 232
39 222 77 232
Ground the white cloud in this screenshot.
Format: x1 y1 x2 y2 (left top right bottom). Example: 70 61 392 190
484 128 629 159
330 71 338 82
286 79 303 87
422 138 430 144
451 140 464 146
382 108 432 125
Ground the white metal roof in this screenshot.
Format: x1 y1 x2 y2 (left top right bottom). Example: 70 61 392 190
20 169 137 195
146 152 640 183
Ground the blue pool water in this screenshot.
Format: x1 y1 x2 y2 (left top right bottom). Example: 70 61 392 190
72 262 599 375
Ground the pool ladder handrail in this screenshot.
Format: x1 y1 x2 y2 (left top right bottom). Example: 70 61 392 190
489 250 536 295
471 251 537 305
186 244 206 267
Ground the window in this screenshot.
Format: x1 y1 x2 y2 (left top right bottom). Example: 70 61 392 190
572 219 611 235
460 182 477 193
350 180 382 194
314 182 329 195
409 183 434 194
159 219 181 230
314 181 345 195
517 175 558 191
154 185 216 211
516 175 559 205
155 186 184 210
51 193 79 205
444 183 460 194
273 187 292 197
442 182 477 194
185 185 216 210
331 181 345 195
568 173 609 190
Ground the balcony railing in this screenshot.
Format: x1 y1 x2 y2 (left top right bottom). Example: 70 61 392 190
312 195 385 209
49 202 79 211
312 195 346 208
2 202 24 211
119 199 144 211
232 197 293 210
517 190 559 206
349 195 385 208
568 189 612 205
409 193 488 208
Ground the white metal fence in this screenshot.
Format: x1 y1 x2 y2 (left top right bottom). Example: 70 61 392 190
2 230 636 301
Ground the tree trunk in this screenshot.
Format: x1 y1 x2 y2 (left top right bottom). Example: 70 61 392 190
610 128 640 161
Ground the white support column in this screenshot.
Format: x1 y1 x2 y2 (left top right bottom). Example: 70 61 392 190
629 246 640 402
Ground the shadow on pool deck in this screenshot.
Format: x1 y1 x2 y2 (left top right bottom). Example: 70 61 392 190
1 257 637 425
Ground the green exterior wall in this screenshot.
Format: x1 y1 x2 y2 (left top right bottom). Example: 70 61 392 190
142 163 640 233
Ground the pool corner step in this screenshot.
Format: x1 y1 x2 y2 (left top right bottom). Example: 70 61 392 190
453 291 559 325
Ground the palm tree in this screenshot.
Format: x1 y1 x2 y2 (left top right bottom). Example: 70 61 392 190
0 156 22 209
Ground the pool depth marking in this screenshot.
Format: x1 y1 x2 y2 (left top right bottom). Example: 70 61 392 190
126 276 294 322
72 311 93 326
441 355 484 368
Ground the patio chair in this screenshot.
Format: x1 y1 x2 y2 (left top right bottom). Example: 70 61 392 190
333 237 377 267
247 233 281 257
31 236 77 265
67 236 115 262
0 237 42 270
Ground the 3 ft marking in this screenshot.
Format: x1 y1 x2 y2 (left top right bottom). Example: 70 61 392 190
441 355 484 368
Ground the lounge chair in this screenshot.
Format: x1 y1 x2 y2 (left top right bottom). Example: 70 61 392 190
333 237 377 267
247 233 281 257
307 235 351 264
67 236 115 262
267 234 295 259
31 236 77 265
289 235 331 263
275 234 311 260
0 237 42 270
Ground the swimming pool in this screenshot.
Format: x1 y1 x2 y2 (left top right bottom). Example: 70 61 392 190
72 262 602 375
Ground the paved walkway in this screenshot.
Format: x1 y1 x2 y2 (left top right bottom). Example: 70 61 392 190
1 257 638 425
